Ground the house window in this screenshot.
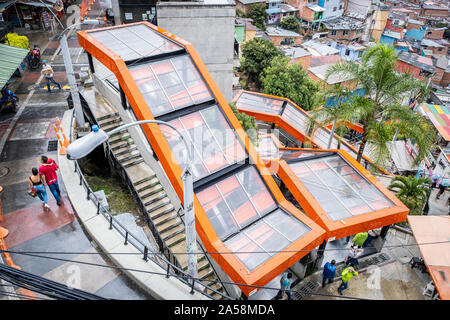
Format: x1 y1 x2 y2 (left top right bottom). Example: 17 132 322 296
427 31 432 35
339 4 343 9
331 30 337 36
281 37 294 45
333 7 337 12
345 49 350 56
438 48 443 51
343 30 349 36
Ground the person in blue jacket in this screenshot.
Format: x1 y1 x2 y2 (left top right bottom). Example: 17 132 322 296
322 259 336 287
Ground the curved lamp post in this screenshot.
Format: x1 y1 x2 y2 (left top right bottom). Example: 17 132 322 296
66 121 198 279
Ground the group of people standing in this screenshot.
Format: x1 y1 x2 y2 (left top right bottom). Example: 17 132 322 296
27 156 62 210
274 230 381 300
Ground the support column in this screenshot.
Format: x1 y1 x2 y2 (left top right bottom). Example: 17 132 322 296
87 53 95 74
119 86 127 110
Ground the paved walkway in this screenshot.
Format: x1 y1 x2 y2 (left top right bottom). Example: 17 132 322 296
0 2 151 300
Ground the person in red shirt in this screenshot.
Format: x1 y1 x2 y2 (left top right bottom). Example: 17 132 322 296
39 155 61 206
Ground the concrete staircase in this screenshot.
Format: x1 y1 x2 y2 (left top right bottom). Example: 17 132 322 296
96 113 228 300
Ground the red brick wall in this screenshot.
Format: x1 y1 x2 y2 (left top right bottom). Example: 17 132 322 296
269 35 302 46
327 29 362 41
407 22 423 32
293 55 311 70
441 72 450 87
432 67 444 85
422 9 448 17
425 28 445 40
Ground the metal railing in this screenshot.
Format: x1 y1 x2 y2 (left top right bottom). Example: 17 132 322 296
67 108 233 300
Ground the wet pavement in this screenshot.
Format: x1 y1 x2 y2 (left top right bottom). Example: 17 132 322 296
0 1 152 300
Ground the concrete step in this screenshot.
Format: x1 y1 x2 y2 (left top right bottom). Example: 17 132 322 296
138 185 164 201
152 210 179 227
155 213 180 230
97 112 119 122
136 177 160 192
110 138 134 151
109 133 132 146
180 255 207 272
116 150 141 162
166 233 186 248
101 121 123 133
198 267 214 280
113 145 138 158
109 128 130 138
146 200 173 216
143 192 169 207
159 222 185 241
98 116 122 128
141 190 166 204
122 158 145 169
204 283 223 297
162 226 185 242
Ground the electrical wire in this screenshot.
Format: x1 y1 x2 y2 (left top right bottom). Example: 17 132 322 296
2 239 447 257
1 251 368 300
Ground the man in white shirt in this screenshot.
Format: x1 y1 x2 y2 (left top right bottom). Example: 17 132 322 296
41 60 61 93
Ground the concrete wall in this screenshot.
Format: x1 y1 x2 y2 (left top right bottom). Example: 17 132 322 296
156 1 236 102
321 0 345 21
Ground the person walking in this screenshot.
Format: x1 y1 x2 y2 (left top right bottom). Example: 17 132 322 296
274 272 293 300
28 168 50 211
41 60 61 93
322 259 336 287
363 228 382 247
345 244 363 267
337 264 358 296
352 231 368 247
39 156 61 206
436 181 446 200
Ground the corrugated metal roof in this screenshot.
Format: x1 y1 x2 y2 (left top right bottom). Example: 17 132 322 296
0 43 29 90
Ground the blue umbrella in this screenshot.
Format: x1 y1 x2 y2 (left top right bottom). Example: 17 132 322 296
440 178 450 187
431 173 442 180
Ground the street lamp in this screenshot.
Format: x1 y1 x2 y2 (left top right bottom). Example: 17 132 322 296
38 0 99 127
66 121 198 280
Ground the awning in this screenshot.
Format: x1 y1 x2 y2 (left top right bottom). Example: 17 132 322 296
408 216 450 300
15 0 58 7
0 1 14 12
0 43 29 90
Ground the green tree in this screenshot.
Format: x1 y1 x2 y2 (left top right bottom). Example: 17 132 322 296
240 38 283 89
230 104 258 146
280 16 300 33
310 85 355 148
247 3 268 31
261 56 320 110
325 43 435 167
388 176 432 215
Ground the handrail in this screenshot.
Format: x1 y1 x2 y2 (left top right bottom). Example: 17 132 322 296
67 108 232 300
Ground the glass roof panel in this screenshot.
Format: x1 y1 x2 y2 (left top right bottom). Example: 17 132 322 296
289 154 393 221
160 105 247 180
225 209 310 271
89 24 182 61
129 55 212 117
257 136 279 158
235 92 284 114
281 103 310 134
197 166 278 240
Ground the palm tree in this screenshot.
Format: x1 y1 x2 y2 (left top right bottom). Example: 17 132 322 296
310 84 355 149
388 176 432 215
325 44 435 167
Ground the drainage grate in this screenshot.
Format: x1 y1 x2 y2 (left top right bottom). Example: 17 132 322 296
293 280 319 300
47 140 58 152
